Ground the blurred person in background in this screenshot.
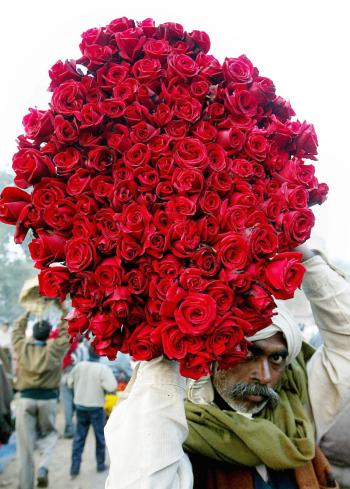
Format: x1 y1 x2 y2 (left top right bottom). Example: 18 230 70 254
68 343 117 479
12 312 69 489
0 351 13 446
0 320 12 381
61 335 89 438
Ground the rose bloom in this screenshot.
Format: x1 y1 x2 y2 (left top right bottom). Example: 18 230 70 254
12 149 55 189
29 231 66 268
215 232 249 271
38 266 71 301
174 293 217 336
65 237 96 272
0 187 31 225
265 251 305 299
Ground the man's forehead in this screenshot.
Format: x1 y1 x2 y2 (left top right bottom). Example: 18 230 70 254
250 332 288 353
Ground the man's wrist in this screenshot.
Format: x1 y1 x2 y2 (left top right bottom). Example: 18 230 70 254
294 244 318 262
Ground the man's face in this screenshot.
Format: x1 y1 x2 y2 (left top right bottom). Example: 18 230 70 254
212 333 288 415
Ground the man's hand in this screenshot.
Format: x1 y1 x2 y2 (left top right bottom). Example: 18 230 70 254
294 244 317 262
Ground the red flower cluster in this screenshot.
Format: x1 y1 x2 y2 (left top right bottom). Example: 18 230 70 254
0 18 328 379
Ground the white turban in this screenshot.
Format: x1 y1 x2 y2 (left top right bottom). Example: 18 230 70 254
246 302 302 365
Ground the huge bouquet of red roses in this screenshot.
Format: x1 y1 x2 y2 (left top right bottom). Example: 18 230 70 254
0 18 328 379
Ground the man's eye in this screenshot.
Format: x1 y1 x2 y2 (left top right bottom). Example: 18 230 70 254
270 354 284 365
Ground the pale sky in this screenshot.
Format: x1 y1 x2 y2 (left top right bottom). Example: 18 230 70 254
0 0 349 260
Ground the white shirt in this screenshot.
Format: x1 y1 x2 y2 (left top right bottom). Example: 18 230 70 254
105 255 350 488
68 360 117 408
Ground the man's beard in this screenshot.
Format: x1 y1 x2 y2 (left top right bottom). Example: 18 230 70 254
217 382 280 415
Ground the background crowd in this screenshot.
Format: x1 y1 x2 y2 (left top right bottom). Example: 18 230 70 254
0 283 132 489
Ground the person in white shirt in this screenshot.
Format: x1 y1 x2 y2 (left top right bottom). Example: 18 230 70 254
68 344 117 479
104 246 350 489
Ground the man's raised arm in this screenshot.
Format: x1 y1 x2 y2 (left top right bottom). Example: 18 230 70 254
104 356 193 489
297 245 350 441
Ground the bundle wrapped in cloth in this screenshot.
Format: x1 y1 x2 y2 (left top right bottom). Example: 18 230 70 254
0 17 328 379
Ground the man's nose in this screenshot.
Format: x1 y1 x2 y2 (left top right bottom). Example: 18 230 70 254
252 358 272 385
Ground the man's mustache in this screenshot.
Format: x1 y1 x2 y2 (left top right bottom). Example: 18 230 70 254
230 382 280 408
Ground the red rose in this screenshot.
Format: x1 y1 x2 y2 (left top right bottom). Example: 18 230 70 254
175 293 216 336
90 175 113 202
51 81 85 115
158 22 184 41
53 147 82 175
282 209 315 244
190 79 210 99
220 204 248 232
192 121 217 142
153 255 182 278
308 182 329 206
166 196 196 220
281 184 308 209
48 60 82 91
248 225 279 260
179 353 212 380
0 187 31 225
206 314 244 355
72 214 97 238
106 17 135 34
199 190 221 215
192 247 219 277
250 77 275 103
90 313 120 339
125 269 148 295
278 158 316 188
294 122 318 160
206 144 227 172
22 108 54 140
179 268 208 292
67 169 91 196
244 130 269 162
87 147 116 173
208 171 234 195
120 202 151 239
187 30 210 53
128 323 161 361
124 143 151 168
206 281 234 314
83 45 113 69
94 256 122 292
120 234 143 261
225 89 257 117
198 215 220 244
12 149 55 189
265 251 305 299
44 199 76 231
173 97 202 123
144 231 166 258
167 220 200 258
143 39 171 59
115 27 146 61
215 232 249 271
54 115 79 143
247 284 276 317
29 231 66 268
168 54 199 79
174 138 208 170
38 266 71 301
223 55 254 84
132 58 162 81
66 309 90 337
232 158 254 178
32 178 66 208
66 237 96 272
172 168 204 195
160 322 188 360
